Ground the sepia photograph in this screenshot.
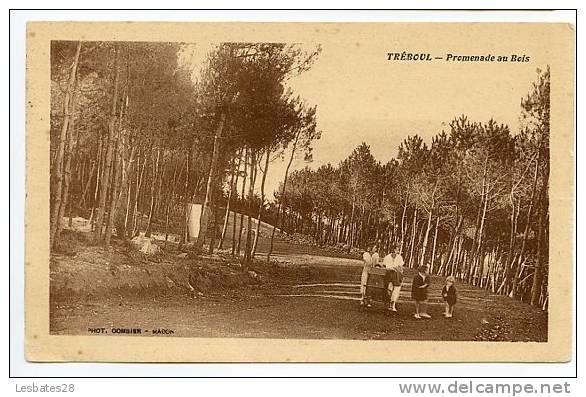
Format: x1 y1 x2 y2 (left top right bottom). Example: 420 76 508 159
24 21 574 362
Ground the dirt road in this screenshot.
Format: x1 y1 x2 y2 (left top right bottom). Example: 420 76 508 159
50 255 547 342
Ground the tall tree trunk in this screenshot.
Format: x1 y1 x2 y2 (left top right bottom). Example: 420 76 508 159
93 45 120 242
473 194 490 283
153 152 166 219
512 158 540 295
220 150 241 250
109 143 136 244
237 148 249 255
104 129 122 247
267 128 300 261
179 146 191 249
123 170 133 235
179 145 192 249
501 154 538 294
400 192 408 254
229 157 242 255
79 158 97 208
67 114 83 226
430 215 440 273
196 113 225 250
420 207 433 267
55 88 79 243
145 144 161 237
347 197 356 253
164 159 180 249
467 155 488 279
531 197 546 306
505 196 520 296
531 152 549 306
132 149 147 236
408 207 418 268
50 41 81 248
104 78 130 247
505 190 518 293
243 150 257 265
58 136 75 233
88 136 104 224
208 182 218 255
252 147 271 258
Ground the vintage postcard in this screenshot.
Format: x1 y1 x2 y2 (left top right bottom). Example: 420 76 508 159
25 21 574 362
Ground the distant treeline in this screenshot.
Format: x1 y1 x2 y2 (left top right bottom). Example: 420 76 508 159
275 67 550 308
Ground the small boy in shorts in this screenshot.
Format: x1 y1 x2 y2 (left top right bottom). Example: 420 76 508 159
442 276 457 318
411 265 431 319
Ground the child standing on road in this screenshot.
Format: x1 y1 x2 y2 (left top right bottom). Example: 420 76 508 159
411 265 431 319
387 265 404 312
442 276 457 318
361 246 373 306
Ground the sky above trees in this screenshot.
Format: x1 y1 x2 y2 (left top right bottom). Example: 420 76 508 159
175 39 544 199
258 44 543 197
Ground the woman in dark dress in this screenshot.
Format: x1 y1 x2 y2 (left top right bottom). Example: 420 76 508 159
411 265 431 319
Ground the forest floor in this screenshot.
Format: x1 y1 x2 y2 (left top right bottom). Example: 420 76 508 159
50 223 548 342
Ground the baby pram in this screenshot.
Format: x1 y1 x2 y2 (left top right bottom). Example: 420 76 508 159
363 266 390 310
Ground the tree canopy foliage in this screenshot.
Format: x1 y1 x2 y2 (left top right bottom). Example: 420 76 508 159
277 68 550 307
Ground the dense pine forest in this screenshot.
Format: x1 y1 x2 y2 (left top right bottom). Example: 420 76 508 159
50 41 550 309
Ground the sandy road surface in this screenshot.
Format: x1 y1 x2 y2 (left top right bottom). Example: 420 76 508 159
51 254 547 342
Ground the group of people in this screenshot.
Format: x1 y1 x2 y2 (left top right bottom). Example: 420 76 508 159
361 245 457 319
